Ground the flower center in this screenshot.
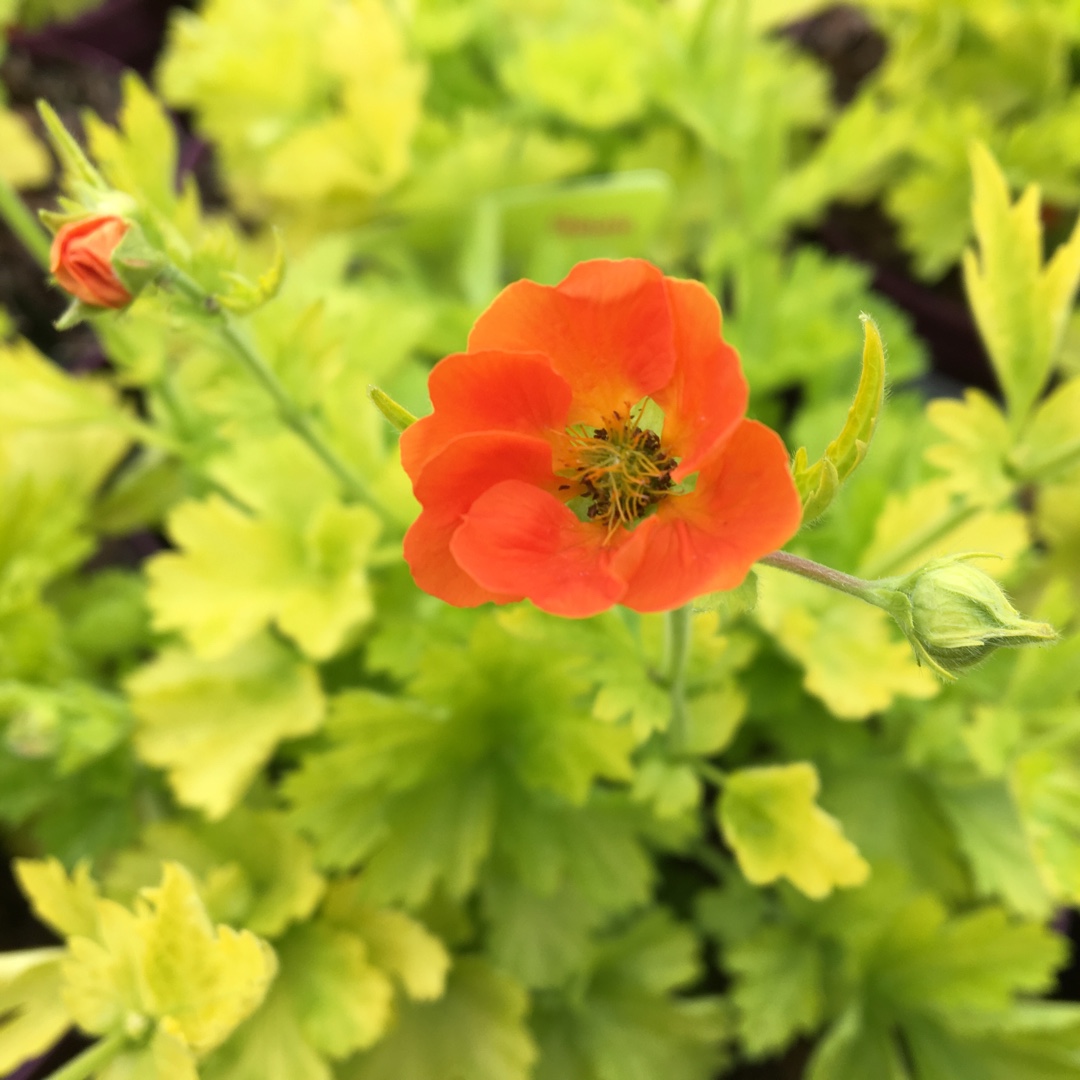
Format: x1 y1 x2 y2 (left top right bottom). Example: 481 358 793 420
563 410 678 536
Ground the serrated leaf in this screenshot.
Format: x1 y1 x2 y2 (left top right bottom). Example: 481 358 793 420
105 809 325 938
1011 373 1080 482
275 922 393 1058
135 864 277 1053
807 1004 910 1080
869 896 1064 1013
0 949 69 1076
858 478 1029 579
531 913 728 1080
147 435 381 661
963 141 1080 424
216 231 286 314
126 634 325 819
792 314 886 524
719 762 870 899
935 780 1052 919
726 924 824 1058
756 569 938 720
320 878 449 1001
925 389 1014 506
15 857 102 939
342 958 536 1080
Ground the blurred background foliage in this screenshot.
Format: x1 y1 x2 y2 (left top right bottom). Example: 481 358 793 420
3 1 1080 1079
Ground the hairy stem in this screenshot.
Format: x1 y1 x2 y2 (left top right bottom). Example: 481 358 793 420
664 604 693 752
158 265 378 510
0 173 51 269
758 550 877 601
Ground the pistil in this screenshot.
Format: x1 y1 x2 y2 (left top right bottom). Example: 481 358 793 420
563 410 677 537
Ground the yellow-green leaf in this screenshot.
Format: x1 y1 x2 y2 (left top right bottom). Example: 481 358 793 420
792 314 886 524
963 141 1080 425
719 762 870 899
126 635 325 819
0 109 50 189
0 949 69 1076
756 569 938 720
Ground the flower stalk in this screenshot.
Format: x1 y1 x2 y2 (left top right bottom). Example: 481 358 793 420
156 264 378 511
664 604 693 752
0 172 51 269
758 549 1056 680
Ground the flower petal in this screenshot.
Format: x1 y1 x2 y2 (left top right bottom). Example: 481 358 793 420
616 420 802 611
401 350 573 478
652 276 747 479
404 432 558 607
450 480 630 617
467 259 676 423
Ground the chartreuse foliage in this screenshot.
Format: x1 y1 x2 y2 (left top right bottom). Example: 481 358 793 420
3 4 1080 1080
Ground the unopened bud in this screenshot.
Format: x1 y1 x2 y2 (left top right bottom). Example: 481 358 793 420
873 555 1057 680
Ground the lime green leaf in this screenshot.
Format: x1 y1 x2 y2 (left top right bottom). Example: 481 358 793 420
726 924 824 1058
288 619 638 905
36 100 107 193
719 762 870 899
869 895 1064 1013
147 435 381 661
320 879 449 1001
275 922 392 1058
756 569 938 720
201 979 327 1080
135 864 277 1053
15 857 102 939
216 230 286 314
858 479 1029 579
963 141 1080 424
531 913 728 1080
0 108 50 188
499 7 654 130
480 872 603 989
126 634 325 819
631 758 701 821
1013 749 1080 902
1011 373 1080 482
925 390 1014 506
792 314 886 524
0 949 69 1076
342 958 536 1080
28 861 276 1063
105 809 325 938
807 1004 911 1080
83 73 185 226
935 780 1052 918
903 1005 1080 1080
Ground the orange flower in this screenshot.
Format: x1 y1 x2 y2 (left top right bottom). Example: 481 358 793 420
402 259 803 617
50 215 133 308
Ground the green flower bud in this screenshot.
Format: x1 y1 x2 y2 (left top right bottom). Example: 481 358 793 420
873 555 1057 680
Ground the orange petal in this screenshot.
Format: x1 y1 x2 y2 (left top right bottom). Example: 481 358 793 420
401 350 572 479
450 480 630 617
404 432 558 607
615 420 802 611
467 259 675 423
652 276 748 479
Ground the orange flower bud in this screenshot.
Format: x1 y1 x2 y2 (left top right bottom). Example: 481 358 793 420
50 215 133 309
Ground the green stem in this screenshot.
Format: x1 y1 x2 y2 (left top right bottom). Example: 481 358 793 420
158 265 377 510
696 761 727 787
758 550 877 601
0 173 51 269
664 604 693 752
46 1030 129 1080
